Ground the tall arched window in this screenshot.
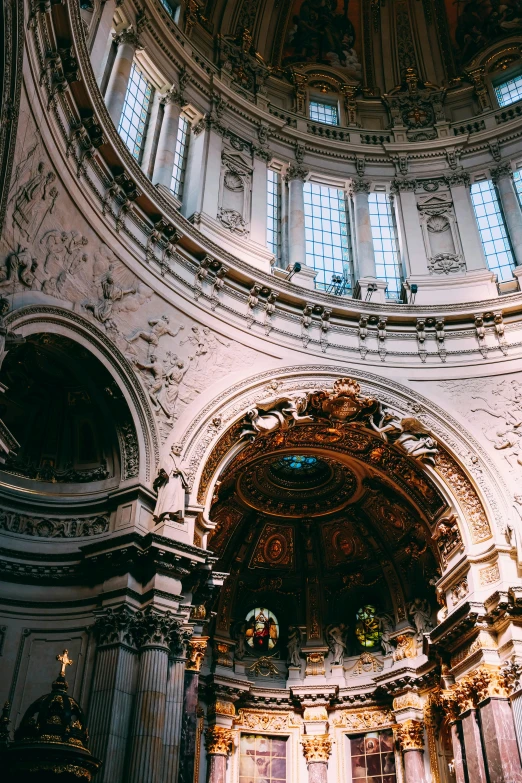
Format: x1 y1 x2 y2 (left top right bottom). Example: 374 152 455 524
304 182 352 291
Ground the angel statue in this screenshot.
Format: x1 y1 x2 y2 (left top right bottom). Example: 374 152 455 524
287 625 302 668
326 623 349 666
407 598 433 640
371 409 438 464
240 394 312 439
376 612 394 656
233 620 249 661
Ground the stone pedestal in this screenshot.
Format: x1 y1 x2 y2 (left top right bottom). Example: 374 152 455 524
288 176 306 268
104 29 139 127
153 98 182 190
461 710 488 783
494 168 522 268
478 697 522 783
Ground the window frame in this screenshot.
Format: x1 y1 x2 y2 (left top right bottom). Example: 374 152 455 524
309 98 340 126
170 114 190 200
470 177 516 282
493 68 522 108
266 168 282 263
117 61 154 163
368 190 403 300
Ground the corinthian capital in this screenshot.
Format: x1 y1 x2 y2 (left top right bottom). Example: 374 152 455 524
93 605 135 647
349 178 370 194
113 25 142 49
130 607 184 650
204 726 234 756
301 734 333 764
491 163 513 183
285 163 309 182
396 719 424 751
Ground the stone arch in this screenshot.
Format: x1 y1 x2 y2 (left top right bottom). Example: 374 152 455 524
4 303 159 484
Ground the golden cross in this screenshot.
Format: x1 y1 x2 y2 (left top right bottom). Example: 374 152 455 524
56 649 73 677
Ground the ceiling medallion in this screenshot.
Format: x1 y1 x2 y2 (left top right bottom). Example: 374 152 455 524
308 378 378 422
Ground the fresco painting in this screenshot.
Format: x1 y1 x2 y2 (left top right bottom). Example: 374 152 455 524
446 1 522 63
283 0 362 78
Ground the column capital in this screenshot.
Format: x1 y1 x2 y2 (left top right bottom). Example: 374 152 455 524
349 178 370 194
186 636 208 671
445 172 471 187
93 604 136 647
491 163 513 184
285 163 309 182
396 719 425 751
391 178 417 193
130 606 188 652
113 25 142 49
301 734 332 764
204 726 234 756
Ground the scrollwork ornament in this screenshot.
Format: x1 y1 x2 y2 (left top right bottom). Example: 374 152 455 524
301 734 332 764
396 719 424 751
186 637 208 671
204 726 234 756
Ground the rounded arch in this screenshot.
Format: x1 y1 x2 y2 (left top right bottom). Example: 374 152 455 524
3 304 159 484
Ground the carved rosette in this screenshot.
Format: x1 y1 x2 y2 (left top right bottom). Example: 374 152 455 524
301 734 333 764
396 719 425 752
186 637 208 671
204 726 234 756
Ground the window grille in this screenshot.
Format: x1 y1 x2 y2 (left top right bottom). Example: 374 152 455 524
267 169 282 262
470 180 515 282
309 100 339 126
170 116 190 200
495 73 522 107
118 62 153 162
368 193 402 299
304 182 352 292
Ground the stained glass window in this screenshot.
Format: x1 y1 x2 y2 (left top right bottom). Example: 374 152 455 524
355 605 381 649
350 730 396 783
368 193 402 299
495 73 522 107
245 608 279 653
309 100 339 126
304 182 352 291
240 735 287 783
470 179 515 282
280 455 317 471
170 116 189 200
267 169 281 261
118 62 153 162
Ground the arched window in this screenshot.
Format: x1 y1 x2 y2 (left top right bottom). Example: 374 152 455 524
355 605 381 649
304 182 352 291
245 607 279 653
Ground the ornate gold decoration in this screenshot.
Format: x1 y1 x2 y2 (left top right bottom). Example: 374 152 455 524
452 666 508 713
235 709 297 731
214 641 233 667
423 694 442 783
332 708 394 730
210 700 236 717
479 563 500 586
250 523 294 567
303 706 328 722
301 734 333 764
434 449 492 543
393 634 417 661
186 637 208 671
349 652 383 675
246 656 279 677
56 649 73 677
204 726 234 756
14 762 93 779
308 378 378 422
396 719 425 751
450 630 497 668
190 604 207 620
393 692 423 711
305 652 326 676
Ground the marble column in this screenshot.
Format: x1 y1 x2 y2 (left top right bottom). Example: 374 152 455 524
104 27 140 127
90 0 117 86
301 735 332 783
478 697 522 783
89 619 139 783
178 637 208 783
204 727 233 783
450 722 467 783
287 168 307 268
250 154 268 247
351 180 377 279
396 720 426 783
448 173 488 271
162 656 186 783
460 709 488 783
492 164 522 267
392 181 430 275
152 95 182 189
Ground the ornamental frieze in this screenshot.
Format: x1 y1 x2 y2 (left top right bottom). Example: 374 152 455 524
234 709 299 731
332 708 395 730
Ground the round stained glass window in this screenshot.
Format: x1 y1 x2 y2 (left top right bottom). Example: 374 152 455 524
280 455 318 471
245 607 279 653
355 605 381 649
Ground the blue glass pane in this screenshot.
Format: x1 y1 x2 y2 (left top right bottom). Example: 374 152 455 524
471 180 515 282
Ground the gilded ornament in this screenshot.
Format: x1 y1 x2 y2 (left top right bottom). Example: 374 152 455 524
235 709 296 731
305 652 326 676
210 700 236 717
333 708 394 730
308 378 378 422
393 634 417 661
349 652 383 675
301 734 333 763
246 655 280 677
479 563 500 586
186 637 208 671
303 706 328 722
396 719 425 751
204 726 234 756
393 692 423 711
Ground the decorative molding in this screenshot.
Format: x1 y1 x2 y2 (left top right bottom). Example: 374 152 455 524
204 726 234 756
332 708 394 729
0 510 109 539
396 719 425 751
301 734 332 764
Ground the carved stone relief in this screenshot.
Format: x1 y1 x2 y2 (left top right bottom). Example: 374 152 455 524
217 150 252 236
417 192 465 274
0 509 109 538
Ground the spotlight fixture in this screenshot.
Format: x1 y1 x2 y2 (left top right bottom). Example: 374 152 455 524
286 263 302 281
365 283 378 302
410 283 418 304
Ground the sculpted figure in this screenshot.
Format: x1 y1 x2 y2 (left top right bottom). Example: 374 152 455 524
240 394 312 439
509 494 522 567
376 612 394 656
0 246 37 288
407 598 433 639
287 625 302 667
326 623 348 665
152 443 188 522
82 264 137 324
234 620 249 660
127 314 184 347
161 355 193 418
134 354 166 410
12 161 57 240
371 410 438 463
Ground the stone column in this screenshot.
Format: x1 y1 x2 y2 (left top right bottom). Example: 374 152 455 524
89 0 117 85
177 637 208 783
492 164 522 267
126 609 182 783
152 93 182 189
162 656 186 783
351 179 376 279
301 735 332 783
460 709 488 783
250 154 269 248
392 180 430 275
89 607 139 783
450 722 467 783
286 160 308 269
204 726 233 783
104 27 140 127
448 172 488 271
479 696 522 783
396 720 426 783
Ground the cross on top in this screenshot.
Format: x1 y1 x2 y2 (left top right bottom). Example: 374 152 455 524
56 649 73 677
